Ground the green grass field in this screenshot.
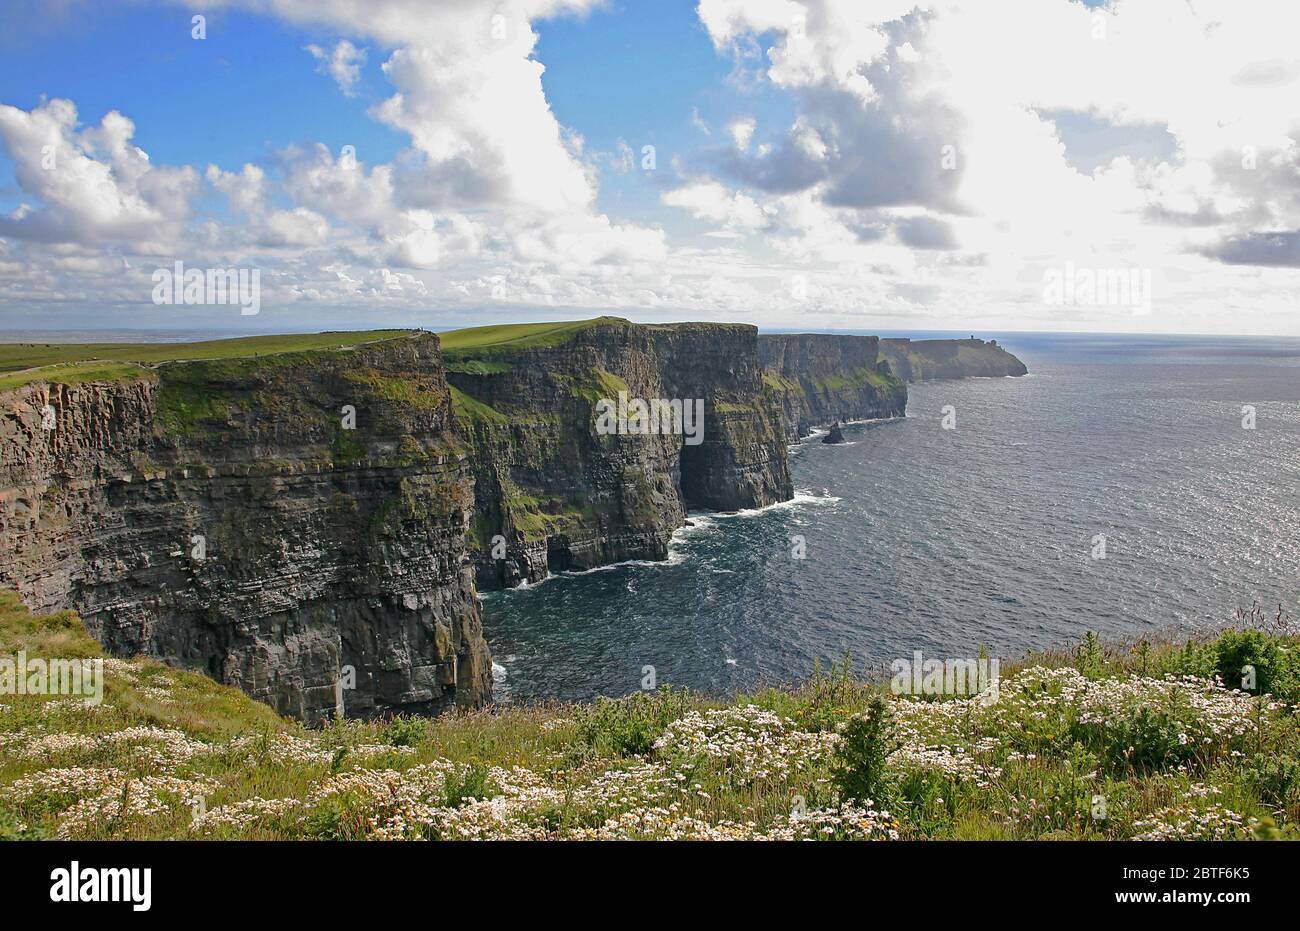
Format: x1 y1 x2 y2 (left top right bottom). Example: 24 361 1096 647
0 322 630 393
437 317 625 357
0 361 155 393
0 331 417 392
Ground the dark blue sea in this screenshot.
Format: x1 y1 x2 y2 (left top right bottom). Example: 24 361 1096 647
483 332 1300 702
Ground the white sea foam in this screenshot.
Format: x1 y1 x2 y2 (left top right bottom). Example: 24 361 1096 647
841 415 899 427
498 491 831 596
564 551 688 579
672 514 719 539
706 490 841 520
513 573 555 590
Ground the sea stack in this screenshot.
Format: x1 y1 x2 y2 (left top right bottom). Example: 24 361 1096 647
823 421 845 444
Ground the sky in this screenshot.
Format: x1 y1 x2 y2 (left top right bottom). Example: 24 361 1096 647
1 0 1299 336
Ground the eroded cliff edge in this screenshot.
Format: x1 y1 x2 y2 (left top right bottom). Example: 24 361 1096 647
0 334 490 723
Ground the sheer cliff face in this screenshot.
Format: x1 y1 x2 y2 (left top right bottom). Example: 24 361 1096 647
0 335 489 723
880 338 1029 381
758 334 908 441
648 324 794 512
447 320 793 588
1 322 1025 721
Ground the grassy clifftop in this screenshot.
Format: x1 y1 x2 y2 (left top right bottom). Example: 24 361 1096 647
3 590 1296 840
879 337 1028 381
438 317 626 358
0 331 417 393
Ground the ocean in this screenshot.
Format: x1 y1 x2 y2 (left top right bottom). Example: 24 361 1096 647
483 332 1300 702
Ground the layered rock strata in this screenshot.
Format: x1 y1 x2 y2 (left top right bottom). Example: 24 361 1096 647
757 333 907 442
445 319 792 588
0 335 489 722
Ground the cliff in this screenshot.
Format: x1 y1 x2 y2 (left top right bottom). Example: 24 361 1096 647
758 334 907 442
0 321 1023 722
879 337 1028 381
0 333 490 723
443 318 792 588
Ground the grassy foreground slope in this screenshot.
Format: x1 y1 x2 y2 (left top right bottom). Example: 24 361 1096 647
1 589 1297 840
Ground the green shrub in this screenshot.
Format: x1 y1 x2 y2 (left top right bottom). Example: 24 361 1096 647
381 715 432 748
1250 815 1300 840
797 654 866 733
443 764 498 808
1245 755 1300 809
1094 706 1195 775
1074 631 1105 678
896 768 949 832
0 807 46 840
831 695 897 803
1213 628 1297 699
571 688 692 758
1155 639 1218 680
303 793 370 840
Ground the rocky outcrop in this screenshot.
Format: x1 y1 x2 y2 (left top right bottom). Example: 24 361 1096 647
822 422 845 444
446 319 792 588
758 333 907 442
0 335 489 723
879 337 1028 381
